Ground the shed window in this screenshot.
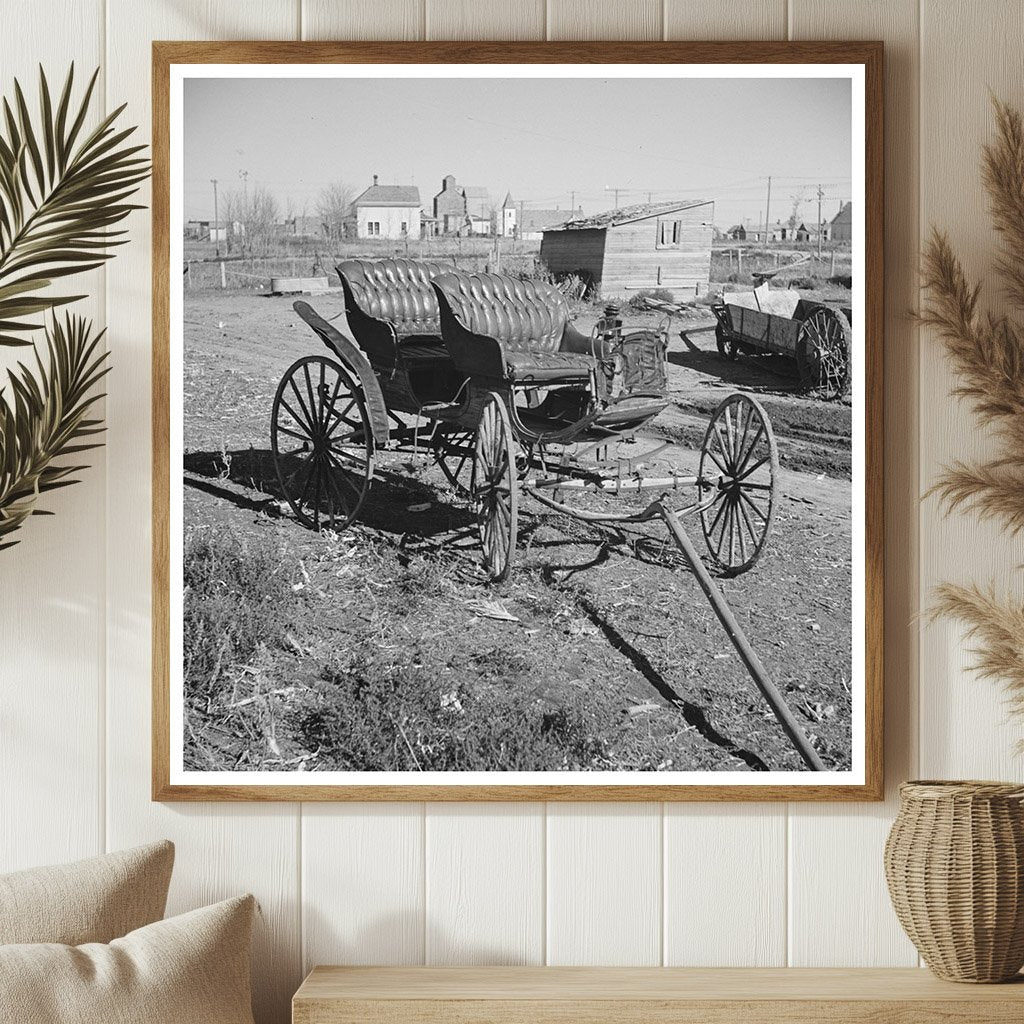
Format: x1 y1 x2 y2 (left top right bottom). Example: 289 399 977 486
656 218 684 249
367 221 380 236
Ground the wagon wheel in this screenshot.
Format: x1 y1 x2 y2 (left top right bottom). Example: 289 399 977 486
472 392 518 582
271 354 373 532
796 307 851 399
715 322 738 361
432 425 476 496
697 393 778 575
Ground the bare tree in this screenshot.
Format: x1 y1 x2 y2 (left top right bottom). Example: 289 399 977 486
222 184 280 256
317 182 356 241
788 188 807 233
221 188 239 254
245 185 279 255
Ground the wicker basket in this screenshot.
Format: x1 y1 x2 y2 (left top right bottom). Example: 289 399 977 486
885 780 1024 982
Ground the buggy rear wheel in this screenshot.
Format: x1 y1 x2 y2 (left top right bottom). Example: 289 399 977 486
271 354 373 532
432 425 476 496
796 306 851 399
473 392 518 582
697 393 778 575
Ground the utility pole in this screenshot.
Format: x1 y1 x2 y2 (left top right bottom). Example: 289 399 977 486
816 183 824 260
764 175 773 243
210 178 220 257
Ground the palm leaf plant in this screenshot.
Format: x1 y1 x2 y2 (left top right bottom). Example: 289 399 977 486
0 64 148 548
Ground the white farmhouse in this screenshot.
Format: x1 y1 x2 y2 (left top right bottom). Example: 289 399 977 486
353 176 421 240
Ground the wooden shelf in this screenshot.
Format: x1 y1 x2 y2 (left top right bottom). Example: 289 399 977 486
293 966 1024 1023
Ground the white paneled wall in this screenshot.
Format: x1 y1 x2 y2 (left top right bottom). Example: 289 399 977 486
3 3 1022 1022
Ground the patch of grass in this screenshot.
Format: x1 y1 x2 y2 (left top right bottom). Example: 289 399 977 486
183 528 301 697
293 646 664 772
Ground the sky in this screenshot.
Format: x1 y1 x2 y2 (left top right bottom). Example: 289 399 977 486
183 75 852 229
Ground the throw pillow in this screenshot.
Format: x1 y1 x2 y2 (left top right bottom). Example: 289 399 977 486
0 893 256 1024
0 840 174 945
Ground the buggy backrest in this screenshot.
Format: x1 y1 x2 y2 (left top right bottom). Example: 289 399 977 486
431 272 569 354
337 258 448 338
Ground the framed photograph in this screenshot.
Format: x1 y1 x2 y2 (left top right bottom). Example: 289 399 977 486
153 41 883 801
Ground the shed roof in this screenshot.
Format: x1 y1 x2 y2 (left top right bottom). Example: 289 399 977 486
551 199 713 231
353 184 421 208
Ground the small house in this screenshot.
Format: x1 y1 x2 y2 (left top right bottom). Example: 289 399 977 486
831 201 853 242
540 199 715 298
353 176 421 240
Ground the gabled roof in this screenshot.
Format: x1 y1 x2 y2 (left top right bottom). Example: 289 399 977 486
502 191 515 209
831 201 852 223
353 184 421 208
522 207 582 232
550 198 713 231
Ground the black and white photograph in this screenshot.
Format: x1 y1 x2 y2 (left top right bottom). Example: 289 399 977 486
165 56 875 795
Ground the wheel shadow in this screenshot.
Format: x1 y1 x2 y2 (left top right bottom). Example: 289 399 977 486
668 344 804 395
182 447 475 538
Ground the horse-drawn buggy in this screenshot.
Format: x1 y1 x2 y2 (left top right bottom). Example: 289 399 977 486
269 257 823 770
272 258 778 582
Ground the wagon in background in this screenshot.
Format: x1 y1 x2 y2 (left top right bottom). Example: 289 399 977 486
711 279 853 401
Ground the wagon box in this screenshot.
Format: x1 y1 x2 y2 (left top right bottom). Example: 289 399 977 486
712 281 853 400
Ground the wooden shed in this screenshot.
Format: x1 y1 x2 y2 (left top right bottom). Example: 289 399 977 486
539 199 715 298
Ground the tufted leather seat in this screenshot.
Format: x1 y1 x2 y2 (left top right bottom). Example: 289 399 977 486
337 258 447 338
432 272 595 383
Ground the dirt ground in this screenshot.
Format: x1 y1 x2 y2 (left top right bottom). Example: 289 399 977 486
182 288 854 773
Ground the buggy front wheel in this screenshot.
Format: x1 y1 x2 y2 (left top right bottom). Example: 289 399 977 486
473 392 518 582
697 393 778 575
271 354 373 532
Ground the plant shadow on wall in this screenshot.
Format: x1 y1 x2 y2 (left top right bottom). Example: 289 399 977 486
0 66 149 549
921 97 1024 724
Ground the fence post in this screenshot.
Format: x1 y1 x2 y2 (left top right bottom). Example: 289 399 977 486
220 261 226 289
829 249 836 276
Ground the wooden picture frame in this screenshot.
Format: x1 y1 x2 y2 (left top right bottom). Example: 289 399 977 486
153 40 883 801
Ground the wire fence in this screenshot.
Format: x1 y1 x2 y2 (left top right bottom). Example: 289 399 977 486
182 239 544 291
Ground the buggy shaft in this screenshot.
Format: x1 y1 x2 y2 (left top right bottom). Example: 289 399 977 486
657 503 826 773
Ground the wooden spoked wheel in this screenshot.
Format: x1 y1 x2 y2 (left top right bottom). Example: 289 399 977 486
796 307 851 400
271 355 373 532
432 426 476 496
697 393 778 575
472 392 518 582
